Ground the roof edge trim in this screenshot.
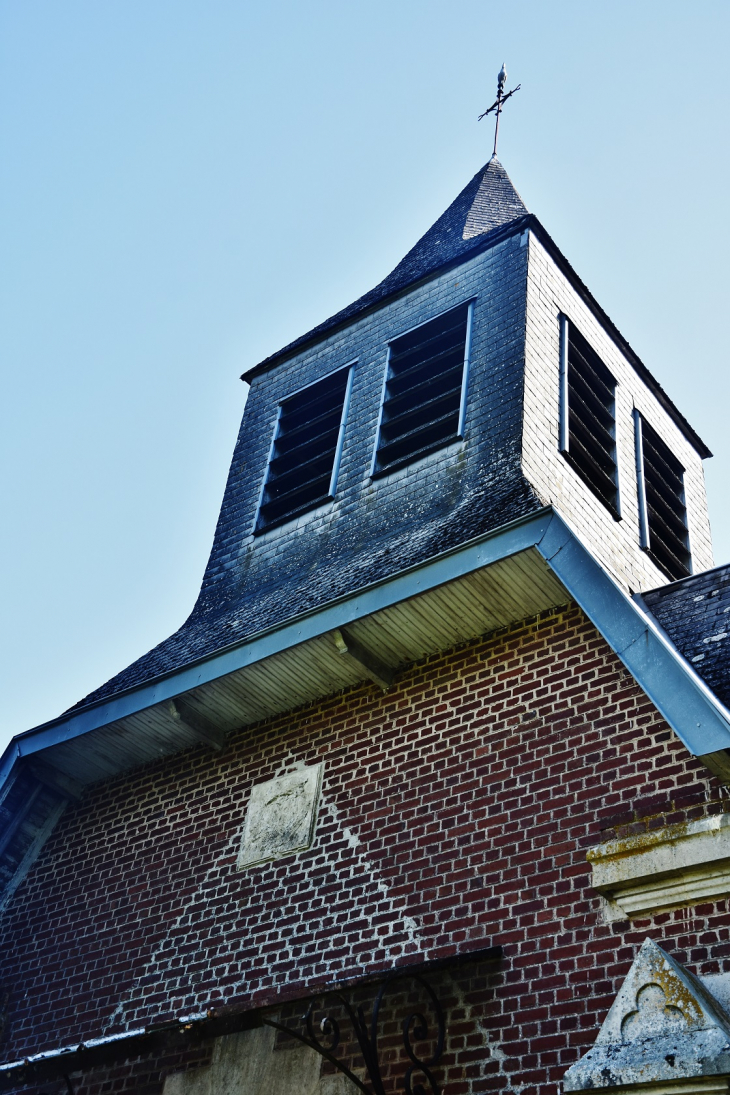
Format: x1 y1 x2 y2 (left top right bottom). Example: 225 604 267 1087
536 513 730 755
0 510 555 783
3 509 730 790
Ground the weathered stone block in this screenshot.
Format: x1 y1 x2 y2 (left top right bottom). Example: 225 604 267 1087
563 939 730 1091
588 815 730 916
237 763 324 870
162 1025 330 1094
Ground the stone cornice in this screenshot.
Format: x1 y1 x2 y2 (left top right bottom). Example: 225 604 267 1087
589 815 730 917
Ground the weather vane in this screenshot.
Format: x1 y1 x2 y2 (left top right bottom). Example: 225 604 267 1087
479 63 521 157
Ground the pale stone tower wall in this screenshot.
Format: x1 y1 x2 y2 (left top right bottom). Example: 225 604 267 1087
521 230 713 594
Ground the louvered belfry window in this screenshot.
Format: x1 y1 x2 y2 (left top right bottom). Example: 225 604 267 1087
560 319 619 518
637 416 691 580
373 302 471 476
256 367 350 533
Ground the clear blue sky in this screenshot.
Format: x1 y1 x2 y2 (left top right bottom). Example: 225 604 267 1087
1 1 728 749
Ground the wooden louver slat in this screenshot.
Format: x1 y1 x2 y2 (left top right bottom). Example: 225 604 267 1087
641 419 690 580
374 303 470 476
256 368 350 533
564 324 619 517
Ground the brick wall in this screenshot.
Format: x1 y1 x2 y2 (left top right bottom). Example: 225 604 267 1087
2 604 730 1094
522 231 713 593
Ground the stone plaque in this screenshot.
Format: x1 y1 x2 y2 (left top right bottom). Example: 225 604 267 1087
237 763 323 870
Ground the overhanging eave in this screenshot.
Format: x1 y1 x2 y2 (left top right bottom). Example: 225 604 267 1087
4 509 730 913
4 509 730 790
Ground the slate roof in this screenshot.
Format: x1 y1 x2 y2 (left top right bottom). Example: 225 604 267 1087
68 478 543 711
642 564 730 710
61 157 537 714
242 158 710 460
242 156 529 381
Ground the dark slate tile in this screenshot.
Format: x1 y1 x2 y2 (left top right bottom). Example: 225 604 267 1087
642 565 730 709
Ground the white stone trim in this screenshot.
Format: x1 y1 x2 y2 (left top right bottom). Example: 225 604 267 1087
589 815 730 916
599 1079 730 1095
563 939 730 1093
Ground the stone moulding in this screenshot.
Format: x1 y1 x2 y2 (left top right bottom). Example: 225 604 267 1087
588 814 730 917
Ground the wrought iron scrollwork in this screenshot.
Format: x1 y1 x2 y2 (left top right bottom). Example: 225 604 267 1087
263 969 445 1095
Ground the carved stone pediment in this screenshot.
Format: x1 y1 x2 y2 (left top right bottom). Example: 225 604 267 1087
563 939 730 1091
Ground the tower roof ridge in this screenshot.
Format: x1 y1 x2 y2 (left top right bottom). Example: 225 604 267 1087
242 157 528 382
386 155 528 274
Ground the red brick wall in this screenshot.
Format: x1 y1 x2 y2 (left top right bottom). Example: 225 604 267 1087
1 602 729 1095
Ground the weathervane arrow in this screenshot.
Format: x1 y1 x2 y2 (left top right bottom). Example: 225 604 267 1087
479 62 521 157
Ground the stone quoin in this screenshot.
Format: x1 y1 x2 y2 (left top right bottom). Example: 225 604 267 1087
2 146 730 1095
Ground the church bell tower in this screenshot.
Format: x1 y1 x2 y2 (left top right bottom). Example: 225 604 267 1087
4 78 730 1095
74 149 712 711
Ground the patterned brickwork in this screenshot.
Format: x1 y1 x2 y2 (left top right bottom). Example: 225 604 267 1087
522 232 713 593
2 605 730 1094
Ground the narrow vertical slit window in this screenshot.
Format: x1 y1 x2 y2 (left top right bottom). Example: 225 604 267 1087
634 413 691 580
373 301 472 477
560 317 620 518
255 366 352 533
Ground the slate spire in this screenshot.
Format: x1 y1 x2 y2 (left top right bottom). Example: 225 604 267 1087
245 157 529 377
378 156 528 291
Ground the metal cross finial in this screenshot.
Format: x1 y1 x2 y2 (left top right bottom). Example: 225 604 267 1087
478 62 521 157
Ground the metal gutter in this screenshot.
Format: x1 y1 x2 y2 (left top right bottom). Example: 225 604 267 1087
535 516 730 758
3 508 730 791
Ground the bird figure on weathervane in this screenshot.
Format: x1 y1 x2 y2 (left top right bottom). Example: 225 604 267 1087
479 62 521 157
